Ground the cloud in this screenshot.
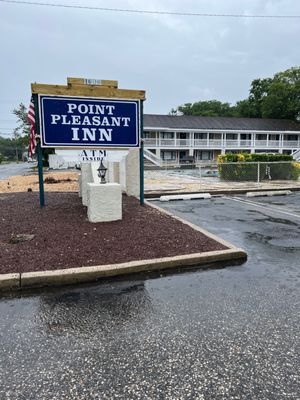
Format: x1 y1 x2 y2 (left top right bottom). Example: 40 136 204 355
0 0 299 122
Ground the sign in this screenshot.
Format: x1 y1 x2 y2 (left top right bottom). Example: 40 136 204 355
79 149 107 161
38 95 140 149
84 78 101 85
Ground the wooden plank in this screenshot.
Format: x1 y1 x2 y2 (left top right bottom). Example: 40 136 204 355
67 77 85 85
31 83 146 100
101 80 118 88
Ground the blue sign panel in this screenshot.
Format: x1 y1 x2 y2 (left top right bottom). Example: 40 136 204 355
38 95 140 148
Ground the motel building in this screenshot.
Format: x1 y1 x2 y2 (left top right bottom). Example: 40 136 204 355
143 115 300 165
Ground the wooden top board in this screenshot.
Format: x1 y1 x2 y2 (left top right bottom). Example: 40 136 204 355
31 77 146 100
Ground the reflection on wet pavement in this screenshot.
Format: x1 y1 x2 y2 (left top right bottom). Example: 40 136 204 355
0 194 300 399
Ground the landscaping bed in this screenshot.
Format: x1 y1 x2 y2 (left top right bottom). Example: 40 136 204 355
0 192 228 274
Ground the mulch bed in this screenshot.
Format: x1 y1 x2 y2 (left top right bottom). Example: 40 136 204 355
0 192 227 274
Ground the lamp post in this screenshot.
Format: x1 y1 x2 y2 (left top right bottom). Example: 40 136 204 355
97 158 107 184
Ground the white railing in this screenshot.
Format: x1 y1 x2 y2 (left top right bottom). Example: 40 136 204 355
283 140 299 148
144 138 157 146
177 139 190 147
160 139 176 146
144 148 162 166
144 138 300 149
292 149 300 161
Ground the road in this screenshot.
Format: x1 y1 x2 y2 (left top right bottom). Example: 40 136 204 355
0 193 299 399
0 162 35 180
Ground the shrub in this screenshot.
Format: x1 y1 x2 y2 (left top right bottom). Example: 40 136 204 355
218 153 299 181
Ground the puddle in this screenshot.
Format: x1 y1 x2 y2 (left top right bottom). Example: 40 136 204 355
253 216 298 226
246 232 273 244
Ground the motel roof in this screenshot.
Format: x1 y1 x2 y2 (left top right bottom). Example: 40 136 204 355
144 114 300 132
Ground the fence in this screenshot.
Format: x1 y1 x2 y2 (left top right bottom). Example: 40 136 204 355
215 161 299 183
144 161 300 192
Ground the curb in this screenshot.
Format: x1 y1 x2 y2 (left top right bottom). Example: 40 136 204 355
0 273 20 291
145 186 300 198
0 203 247 292
19 248 246 289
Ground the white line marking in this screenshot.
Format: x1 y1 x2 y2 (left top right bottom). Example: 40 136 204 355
223 196 300 220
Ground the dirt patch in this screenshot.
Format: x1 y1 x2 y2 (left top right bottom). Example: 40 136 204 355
0 192 227 274
0 171 78 193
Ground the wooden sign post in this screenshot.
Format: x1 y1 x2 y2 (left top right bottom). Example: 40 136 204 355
31 78 146 207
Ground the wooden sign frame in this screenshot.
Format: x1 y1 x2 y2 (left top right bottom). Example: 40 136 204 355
31 77 146 207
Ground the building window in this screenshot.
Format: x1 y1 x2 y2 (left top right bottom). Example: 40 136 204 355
162 151 176 160
196 151 212 160
226 134 238 140
194 133 207 139
161 132 174 139
144 131 155 139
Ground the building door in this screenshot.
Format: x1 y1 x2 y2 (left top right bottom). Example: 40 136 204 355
179 150 188 160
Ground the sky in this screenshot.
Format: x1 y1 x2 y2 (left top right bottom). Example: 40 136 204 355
0 0 299 137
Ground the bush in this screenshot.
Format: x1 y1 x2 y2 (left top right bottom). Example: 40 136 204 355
0 153 3 164
218 153 299 181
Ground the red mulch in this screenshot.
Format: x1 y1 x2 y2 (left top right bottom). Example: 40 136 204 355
0 192 227 274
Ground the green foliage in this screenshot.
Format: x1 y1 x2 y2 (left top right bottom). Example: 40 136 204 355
0 103 30 161
172 66 300 121
12 103 30 143
177 100 238 117
10 102 54 163
218 153 299 181
0 153 3 164
0 135 26 161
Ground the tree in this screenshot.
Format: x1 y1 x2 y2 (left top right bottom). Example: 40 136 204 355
11 102 54 164
172 66 300 121
176 100 237 117
260 67 300 120
13 103 30 140
11 103 31 161
0 135 25 161
247 78 272 117
235 99 257 118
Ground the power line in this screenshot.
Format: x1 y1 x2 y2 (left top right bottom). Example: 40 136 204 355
0 0 300 19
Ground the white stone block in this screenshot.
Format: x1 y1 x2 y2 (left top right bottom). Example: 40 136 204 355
108 161 120 183
87 183 122 223
78 173 82 197
81 162 93 206
119 156 127 191
48 154 68 169
125 149 140 197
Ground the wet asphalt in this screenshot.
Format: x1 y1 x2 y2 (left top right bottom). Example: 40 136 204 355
0 194 300 399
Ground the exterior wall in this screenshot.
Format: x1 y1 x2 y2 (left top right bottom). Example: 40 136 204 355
144 129 300 162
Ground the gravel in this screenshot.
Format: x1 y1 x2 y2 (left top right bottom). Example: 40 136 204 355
0 192 227 274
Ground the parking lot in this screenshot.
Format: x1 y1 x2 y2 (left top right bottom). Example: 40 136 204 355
0 193 299 399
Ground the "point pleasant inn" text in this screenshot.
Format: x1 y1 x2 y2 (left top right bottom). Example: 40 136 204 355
50 103 131 142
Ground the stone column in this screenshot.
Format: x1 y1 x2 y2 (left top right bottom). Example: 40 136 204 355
81 162 93 206
125 149 140 197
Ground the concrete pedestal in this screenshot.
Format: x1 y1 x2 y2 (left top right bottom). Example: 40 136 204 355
78 173 82 197
81 162 94 206
87 183 122 223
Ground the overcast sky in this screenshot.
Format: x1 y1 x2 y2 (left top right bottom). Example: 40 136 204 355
0 0 299 136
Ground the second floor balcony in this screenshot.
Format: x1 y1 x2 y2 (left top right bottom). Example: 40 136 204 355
144 137 300 149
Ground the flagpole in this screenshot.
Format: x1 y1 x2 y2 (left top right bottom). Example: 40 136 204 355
33 95 45 207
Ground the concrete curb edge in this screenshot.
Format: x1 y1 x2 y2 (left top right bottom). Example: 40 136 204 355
145 186 300 198
1 202 247 292
19 248 246 290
